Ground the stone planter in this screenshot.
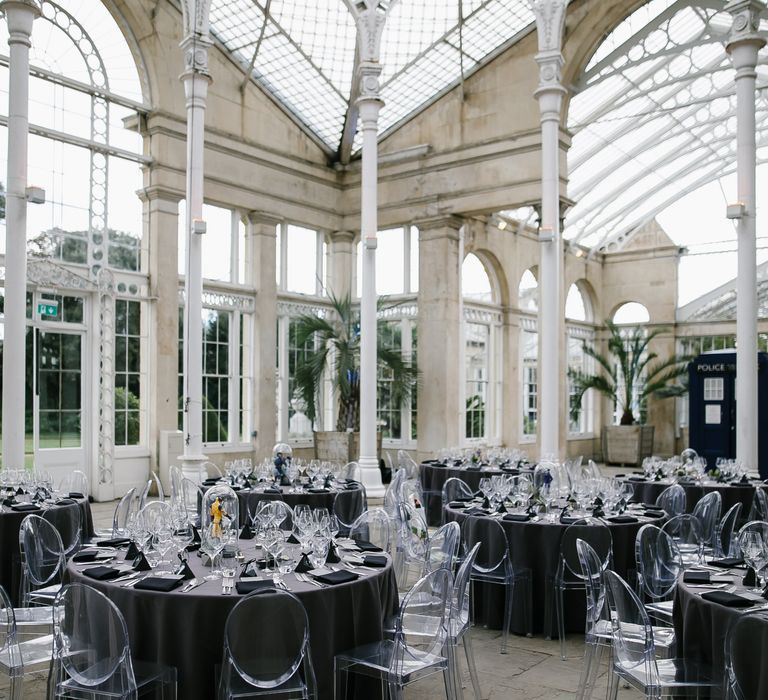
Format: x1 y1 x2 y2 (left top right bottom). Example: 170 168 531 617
602 425 655 466
314 431 382 463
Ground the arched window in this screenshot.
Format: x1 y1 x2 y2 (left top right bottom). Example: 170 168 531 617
613 302 650 325
519 269 538 312
566 283 595 436
462 254 497 442
518 269 538 439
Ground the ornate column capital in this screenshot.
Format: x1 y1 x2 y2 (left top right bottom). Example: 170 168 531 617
529 0 569 54
0 0 40 43
415 214 464 241
343 0 397 62
179 0 213 80
726 0 766 64
245 211 282 230
137 185 184 204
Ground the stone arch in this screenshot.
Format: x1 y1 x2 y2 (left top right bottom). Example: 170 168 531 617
610 301 651 325
517 267 539 313
101 0 153 104
566 279 596 323
462 248 509 308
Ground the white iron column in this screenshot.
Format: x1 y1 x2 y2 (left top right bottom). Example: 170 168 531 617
1 0 39 468
530 0 569 459
357 66 384 496
726 0 765 471
178 2 212 482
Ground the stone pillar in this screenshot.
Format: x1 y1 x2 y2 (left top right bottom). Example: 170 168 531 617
0 0 39 468
530 0 570 460
726 0 765 470
327 230 356 299
140 186 182 475
246 211 279 461
416 215 464 460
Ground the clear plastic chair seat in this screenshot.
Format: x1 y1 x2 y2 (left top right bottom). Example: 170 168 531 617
619 657 719 693
335 640 446 683
0 633 54 674
55 659 175 698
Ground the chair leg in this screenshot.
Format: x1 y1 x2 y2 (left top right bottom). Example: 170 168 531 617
9 672 22 700
334 661 348 700
501 580 514 654
584 643 605 700
388 680 405 700
606 666 619 700
463 632 483 700
555 581 566 660
575 642 595 700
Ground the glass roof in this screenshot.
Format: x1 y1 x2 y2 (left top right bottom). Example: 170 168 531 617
565 0 768 253
208 0 535 156
679 261 768 321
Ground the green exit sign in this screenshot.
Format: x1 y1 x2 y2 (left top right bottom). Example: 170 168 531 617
37 301 58 317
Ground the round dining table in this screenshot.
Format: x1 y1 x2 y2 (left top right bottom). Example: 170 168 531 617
419 460 534 526
444 502 665 637
673 566 768 698
66 540 397 700
623 475 763 521
0 496 93 605
232 480 365 526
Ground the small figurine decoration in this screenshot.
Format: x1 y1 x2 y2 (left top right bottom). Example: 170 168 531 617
272 442 293 484
210 497 226 538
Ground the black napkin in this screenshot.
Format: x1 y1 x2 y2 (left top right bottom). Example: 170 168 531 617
496 502 508 514
628 476 647 482
313 570 359 585
465 507 487 516
344 483 360 490
287 533 300 545
134 576 184 592
175 560 195 580
2 498 15 507
614 474 626 478
481 497 492 509
701 590 756 608
73 550 103 563
10 503 40 512
55 498 76 506
500 467 520 475
708 557 746 568
295 553 314 574
82 566 122 581
606 515 639 524
192 526 201 544
363 554 387 567
592 505 605 518
132 552 152 572
15 487 24 495
95 537 130 548
744 568 757 587
559 507 571 524
239 524 254 540
453 496 474 503
353 539 383 552
326 541 341 564
124 542 139 561
263 486 282 494
643 503 659 510
236 579 275 594
202 478 221 486
465 464 481 471
683 571 711 584
448 502 467 509
242 559 268 577
643 510 665 519
308 487 329 493
68 492 84 499
503 513 531 522
560 516 581 524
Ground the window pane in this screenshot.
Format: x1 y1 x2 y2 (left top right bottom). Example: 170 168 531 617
286 224 318 294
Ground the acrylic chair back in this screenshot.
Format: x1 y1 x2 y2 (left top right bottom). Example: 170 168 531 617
724 609 768 700
441 478 475 507
575 539 608 640
111 488 136 537
0 585 21 671
340 462 359 481
151 471 165 501
59 470 89 498
348 508 392 553
394 568 453 673
395 502 429 560
384 468 407 517
559 518 612 580
461 517 509 578
635 525 683 600
603 570 660 686
424 521 460 575
749 488 768 522
397 450 419 479
169 466 183 506
220 589 316 694
137 478 152 510
691 490 721 547
716 503 743 558
453 543 480 635
45 504 82 559
53 583 137 691
661 514 704 564
19 515 65 589
655 484 686 517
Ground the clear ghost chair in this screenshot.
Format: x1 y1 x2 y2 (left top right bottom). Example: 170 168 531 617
59 470 88 499
218 588 317 699
93 488 136 539
169 466 184 507
332 487 365 537
603 570 719 699
348 508 393 553
393 503 429 591
441 477 475 511
749 488 768 522
660 514 704 565
397 450 420 479
691 490 721 551
461 516 533 652
18 515 66 607
0 584 55 699
423 521 461 575
181 477 206 527
45 505 83 560
654 484 685 517
724 609 768 700
383 468 407 518
151 471 165 501
449 543 482 700
401 479 427 515
549 518 613 660
334 568 454 700
340 461 359 481
714 502 743 558
50 583 177 699
137 478 152 510
268 501 294 532
634 525 683 625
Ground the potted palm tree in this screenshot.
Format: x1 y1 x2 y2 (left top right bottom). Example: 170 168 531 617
568 321 688 465
292 293 418 462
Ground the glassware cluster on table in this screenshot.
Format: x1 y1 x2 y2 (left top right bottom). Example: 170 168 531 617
460 460 638 522
436 447 530 469
641 454 751 483
0 468 75 509
223 458 350 493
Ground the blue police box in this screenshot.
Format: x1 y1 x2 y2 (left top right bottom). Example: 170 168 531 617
688 350 768 478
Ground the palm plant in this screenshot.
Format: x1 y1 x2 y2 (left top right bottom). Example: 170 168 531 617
568 320 688 426
292 293 418 432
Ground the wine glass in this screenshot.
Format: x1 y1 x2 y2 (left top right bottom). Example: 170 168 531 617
201 523 226 580
263 526 285 579
739 530 768 592
309 534 330 570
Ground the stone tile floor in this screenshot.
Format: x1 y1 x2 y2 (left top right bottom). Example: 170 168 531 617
81 499 638 700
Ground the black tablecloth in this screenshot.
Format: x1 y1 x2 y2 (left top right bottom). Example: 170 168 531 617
66 541 397 700
444 504 664 637
235 484 364 526
673 572 767 698
625 478 761 521
420 462 532 526
0 497 93 605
